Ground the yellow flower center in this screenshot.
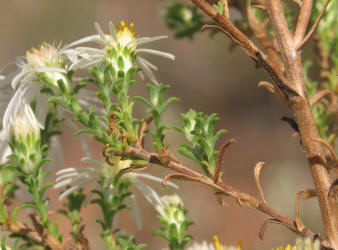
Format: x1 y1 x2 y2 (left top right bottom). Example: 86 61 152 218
25 42 61 68
213 236 242 250
114 21 137 47
214 235 222 250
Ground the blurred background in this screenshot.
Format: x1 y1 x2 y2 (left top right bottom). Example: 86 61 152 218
0 0 324 249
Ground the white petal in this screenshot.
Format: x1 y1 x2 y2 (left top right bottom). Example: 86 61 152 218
132 36 168 46
35 67 67 73
63 34 102 49
55 171 96 188
95 22 107 41
136 58 158 85
136 48 175 60
0 70 20 88
109 21 118 42
58 178 95 200
81 157 105 168
125 194 142 229
133 178 165 216
75 47 106 55
55 172 80 182
11 70 26 89
0 130 11 164
61 49 79 63
56 167 94 175
140 58 158 71
134 172 179 189
70 58 103 70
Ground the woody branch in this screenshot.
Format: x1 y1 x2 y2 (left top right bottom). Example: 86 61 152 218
189 0 337 248
113 146 332 249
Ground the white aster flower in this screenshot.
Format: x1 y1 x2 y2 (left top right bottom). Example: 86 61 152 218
5 101 41 141
187 241 216 250
63 21 175 84
1 43 72 134
11 43 69 91
4 99 42 174
54 156 178 228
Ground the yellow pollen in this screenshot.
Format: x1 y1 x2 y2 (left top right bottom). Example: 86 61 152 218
237 240 242 250
213 236 222 250
114 21 137 40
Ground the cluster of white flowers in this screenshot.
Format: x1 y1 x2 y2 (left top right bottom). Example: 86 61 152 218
0 20 173 163
0 21 176 228
0 42 69 168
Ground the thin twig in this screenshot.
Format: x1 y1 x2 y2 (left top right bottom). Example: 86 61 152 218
297 0 331 50
294 0 313 45
311 138 338 163
295 189 317 231
247 2 284 71
222 0 230 19
310 90 332 106
258 81 289 108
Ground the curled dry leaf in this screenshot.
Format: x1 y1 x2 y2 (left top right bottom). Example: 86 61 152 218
162 173 199 187
254 161 267 204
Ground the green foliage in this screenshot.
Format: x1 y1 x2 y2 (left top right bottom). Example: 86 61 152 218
58 188 86 240
116 235 147 250
39 103 63 147
135 84 179 152
153 202 193 250
175 110 226 177
0 237 11 250
310 0 338 57
163 2 206 39
213 1 223 14
5 134 62 241
91 175 133 249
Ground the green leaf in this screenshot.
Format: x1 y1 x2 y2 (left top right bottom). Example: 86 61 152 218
48 96 70 109
21 204 37 211
177 144 200 163
213 1 223 14
57 79 67 94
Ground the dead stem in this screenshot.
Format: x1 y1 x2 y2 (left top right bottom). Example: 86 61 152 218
294 0 313 45
113 146 331 248
295 189 317 231
297 0 332 50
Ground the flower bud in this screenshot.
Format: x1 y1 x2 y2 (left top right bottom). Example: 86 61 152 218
7 102 42 174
